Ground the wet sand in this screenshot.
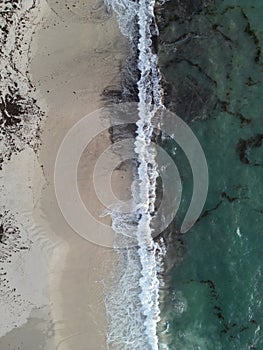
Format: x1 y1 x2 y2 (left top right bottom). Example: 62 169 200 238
30 2 128 349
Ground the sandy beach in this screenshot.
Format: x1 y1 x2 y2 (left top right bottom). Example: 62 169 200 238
0 1 128 349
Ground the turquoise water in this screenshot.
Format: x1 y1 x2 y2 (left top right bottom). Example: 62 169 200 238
158 1 263 349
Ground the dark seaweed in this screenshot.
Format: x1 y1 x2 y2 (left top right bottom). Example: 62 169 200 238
236 134 263 165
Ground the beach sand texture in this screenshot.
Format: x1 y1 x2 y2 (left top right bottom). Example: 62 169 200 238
0 1 128 349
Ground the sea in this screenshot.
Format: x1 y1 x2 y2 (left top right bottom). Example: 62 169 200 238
104 0 263 349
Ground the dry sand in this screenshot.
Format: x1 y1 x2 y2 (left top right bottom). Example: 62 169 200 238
1 1 129 349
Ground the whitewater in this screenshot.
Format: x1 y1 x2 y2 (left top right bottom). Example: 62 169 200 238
104 0 166 348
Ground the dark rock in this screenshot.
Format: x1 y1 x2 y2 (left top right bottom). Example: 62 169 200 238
109 123 137 144
163 0 214 21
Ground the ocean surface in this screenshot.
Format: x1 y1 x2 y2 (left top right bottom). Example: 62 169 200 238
157 1 263 349
105 0 263 349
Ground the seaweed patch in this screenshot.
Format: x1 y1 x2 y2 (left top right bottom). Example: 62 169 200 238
0 210 31 304
236 134 263 165
0 0 45 169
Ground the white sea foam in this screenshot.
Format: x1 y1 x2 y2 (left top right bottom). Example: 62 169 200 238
104 0 139 39
104 0 166 349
